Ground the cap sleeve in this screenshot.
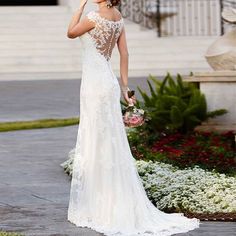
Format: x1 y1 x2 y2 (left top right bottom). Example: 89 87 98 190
86 10 98 24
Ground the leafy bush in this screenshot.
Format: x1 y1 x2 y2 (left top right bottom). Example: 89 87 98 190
136 73 227 134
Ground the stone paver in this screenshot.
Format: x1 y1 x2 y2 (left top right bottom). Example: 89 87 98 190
0 126 236 236
0 78 151 122
0 79 235 236
0 125 103 236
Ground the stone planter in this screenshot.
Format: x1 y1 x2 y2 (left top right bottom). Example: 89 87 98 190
205 29 236 71
184 71 236 133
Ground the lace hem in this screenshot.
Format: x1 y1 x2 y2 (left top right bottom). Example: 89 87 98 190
68 214 201 236
61 148 200 236
60 148 76 177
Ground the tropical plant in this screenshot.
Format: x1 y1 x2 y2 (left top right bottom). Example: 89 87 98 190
135 73 227 134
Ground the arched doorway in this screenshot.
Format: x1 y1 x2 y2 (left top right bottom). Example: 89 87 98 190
0 0 58 5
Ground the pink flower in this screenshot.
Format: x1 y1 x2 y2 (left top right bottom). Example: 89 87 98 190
124 115 144 128
123 105 146 128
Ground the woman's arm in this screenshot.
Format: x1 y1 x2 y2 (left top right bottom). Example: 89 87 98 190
117 27 136 105
67 0 95 39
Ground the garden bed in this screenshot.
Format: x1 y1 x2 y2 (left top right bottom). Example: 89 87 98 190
128 129 236 175
61 73 236 221
135 160 236 221
183 212 236 221
61 151 236 221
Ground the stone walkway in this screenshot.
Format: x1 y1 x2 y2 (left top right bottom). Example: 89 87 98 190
0 78 149 122
0 126 98 236
0 80 236 236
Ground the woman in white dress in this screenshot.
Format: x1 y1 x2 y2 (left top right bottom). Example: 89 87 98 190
62 0 201 235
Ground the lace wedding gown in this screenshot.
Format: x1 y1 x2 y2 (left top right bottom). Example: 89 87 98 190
61 10 200 236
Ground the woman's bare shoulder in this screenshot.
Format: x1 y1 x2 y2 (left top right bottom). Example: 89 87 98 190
95 8 122 21
114 8 122 18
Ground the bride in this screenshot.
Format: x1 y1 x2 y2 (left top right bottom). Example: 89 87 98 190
61 0 201 235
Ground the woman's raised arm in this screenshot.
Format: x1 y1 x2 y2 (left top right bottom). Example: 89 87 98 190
67 0 95 39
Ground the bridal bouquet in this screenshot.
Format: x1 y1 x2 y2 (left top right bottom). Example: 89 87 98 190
122 90 146 128
123 105 146 128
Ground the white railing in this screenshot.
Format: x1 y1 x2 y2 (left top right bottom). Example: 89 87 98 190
160 0 221 36
120 0 223 36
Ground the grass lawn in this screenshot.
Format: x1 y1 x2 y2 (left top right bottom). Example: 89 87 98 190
0 117 79 132
0 232 23 236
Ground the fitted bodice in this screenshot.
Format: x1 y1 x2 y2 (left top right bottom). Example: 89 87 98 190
80 10 124 62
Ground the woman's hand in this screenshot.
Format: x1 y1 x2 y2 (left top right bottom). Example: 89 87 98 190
130 94 137 105
123 92 136 106
79 0 88 10
121 86 137 106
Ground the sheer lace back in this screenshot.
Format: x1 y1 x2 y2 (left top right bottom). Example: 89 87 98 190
86 11 124 61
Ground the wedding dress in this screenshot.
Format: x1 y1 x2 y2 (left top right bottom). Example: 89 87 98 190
61 10 201 236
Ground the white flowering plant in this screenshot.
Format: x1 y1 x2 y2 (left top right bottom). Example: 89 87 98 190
61 153 236 214
135 160 236 214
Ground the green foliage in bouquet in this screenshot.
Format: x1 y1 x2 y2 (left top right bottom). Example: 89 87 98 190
136 73 227 134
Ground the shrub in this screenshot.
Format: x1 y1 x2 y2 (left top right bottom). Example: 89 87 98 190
136 73 227 134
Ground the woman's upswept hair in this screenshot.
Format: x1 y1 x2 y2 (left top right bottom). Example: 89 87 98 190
110 0 121 6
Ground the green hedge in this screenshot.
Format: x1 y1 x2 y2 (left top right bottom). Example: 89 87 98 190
0 117 79 132
0 232 24 236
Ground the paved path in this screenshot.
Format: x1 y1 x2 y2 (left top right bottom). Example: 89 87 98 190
0 79 236 235
0 125 101 236
0 126 236 236
0 78 151 122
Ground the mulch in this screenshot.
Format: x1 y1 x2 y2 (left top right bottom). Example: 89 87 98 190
183 212 236 222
